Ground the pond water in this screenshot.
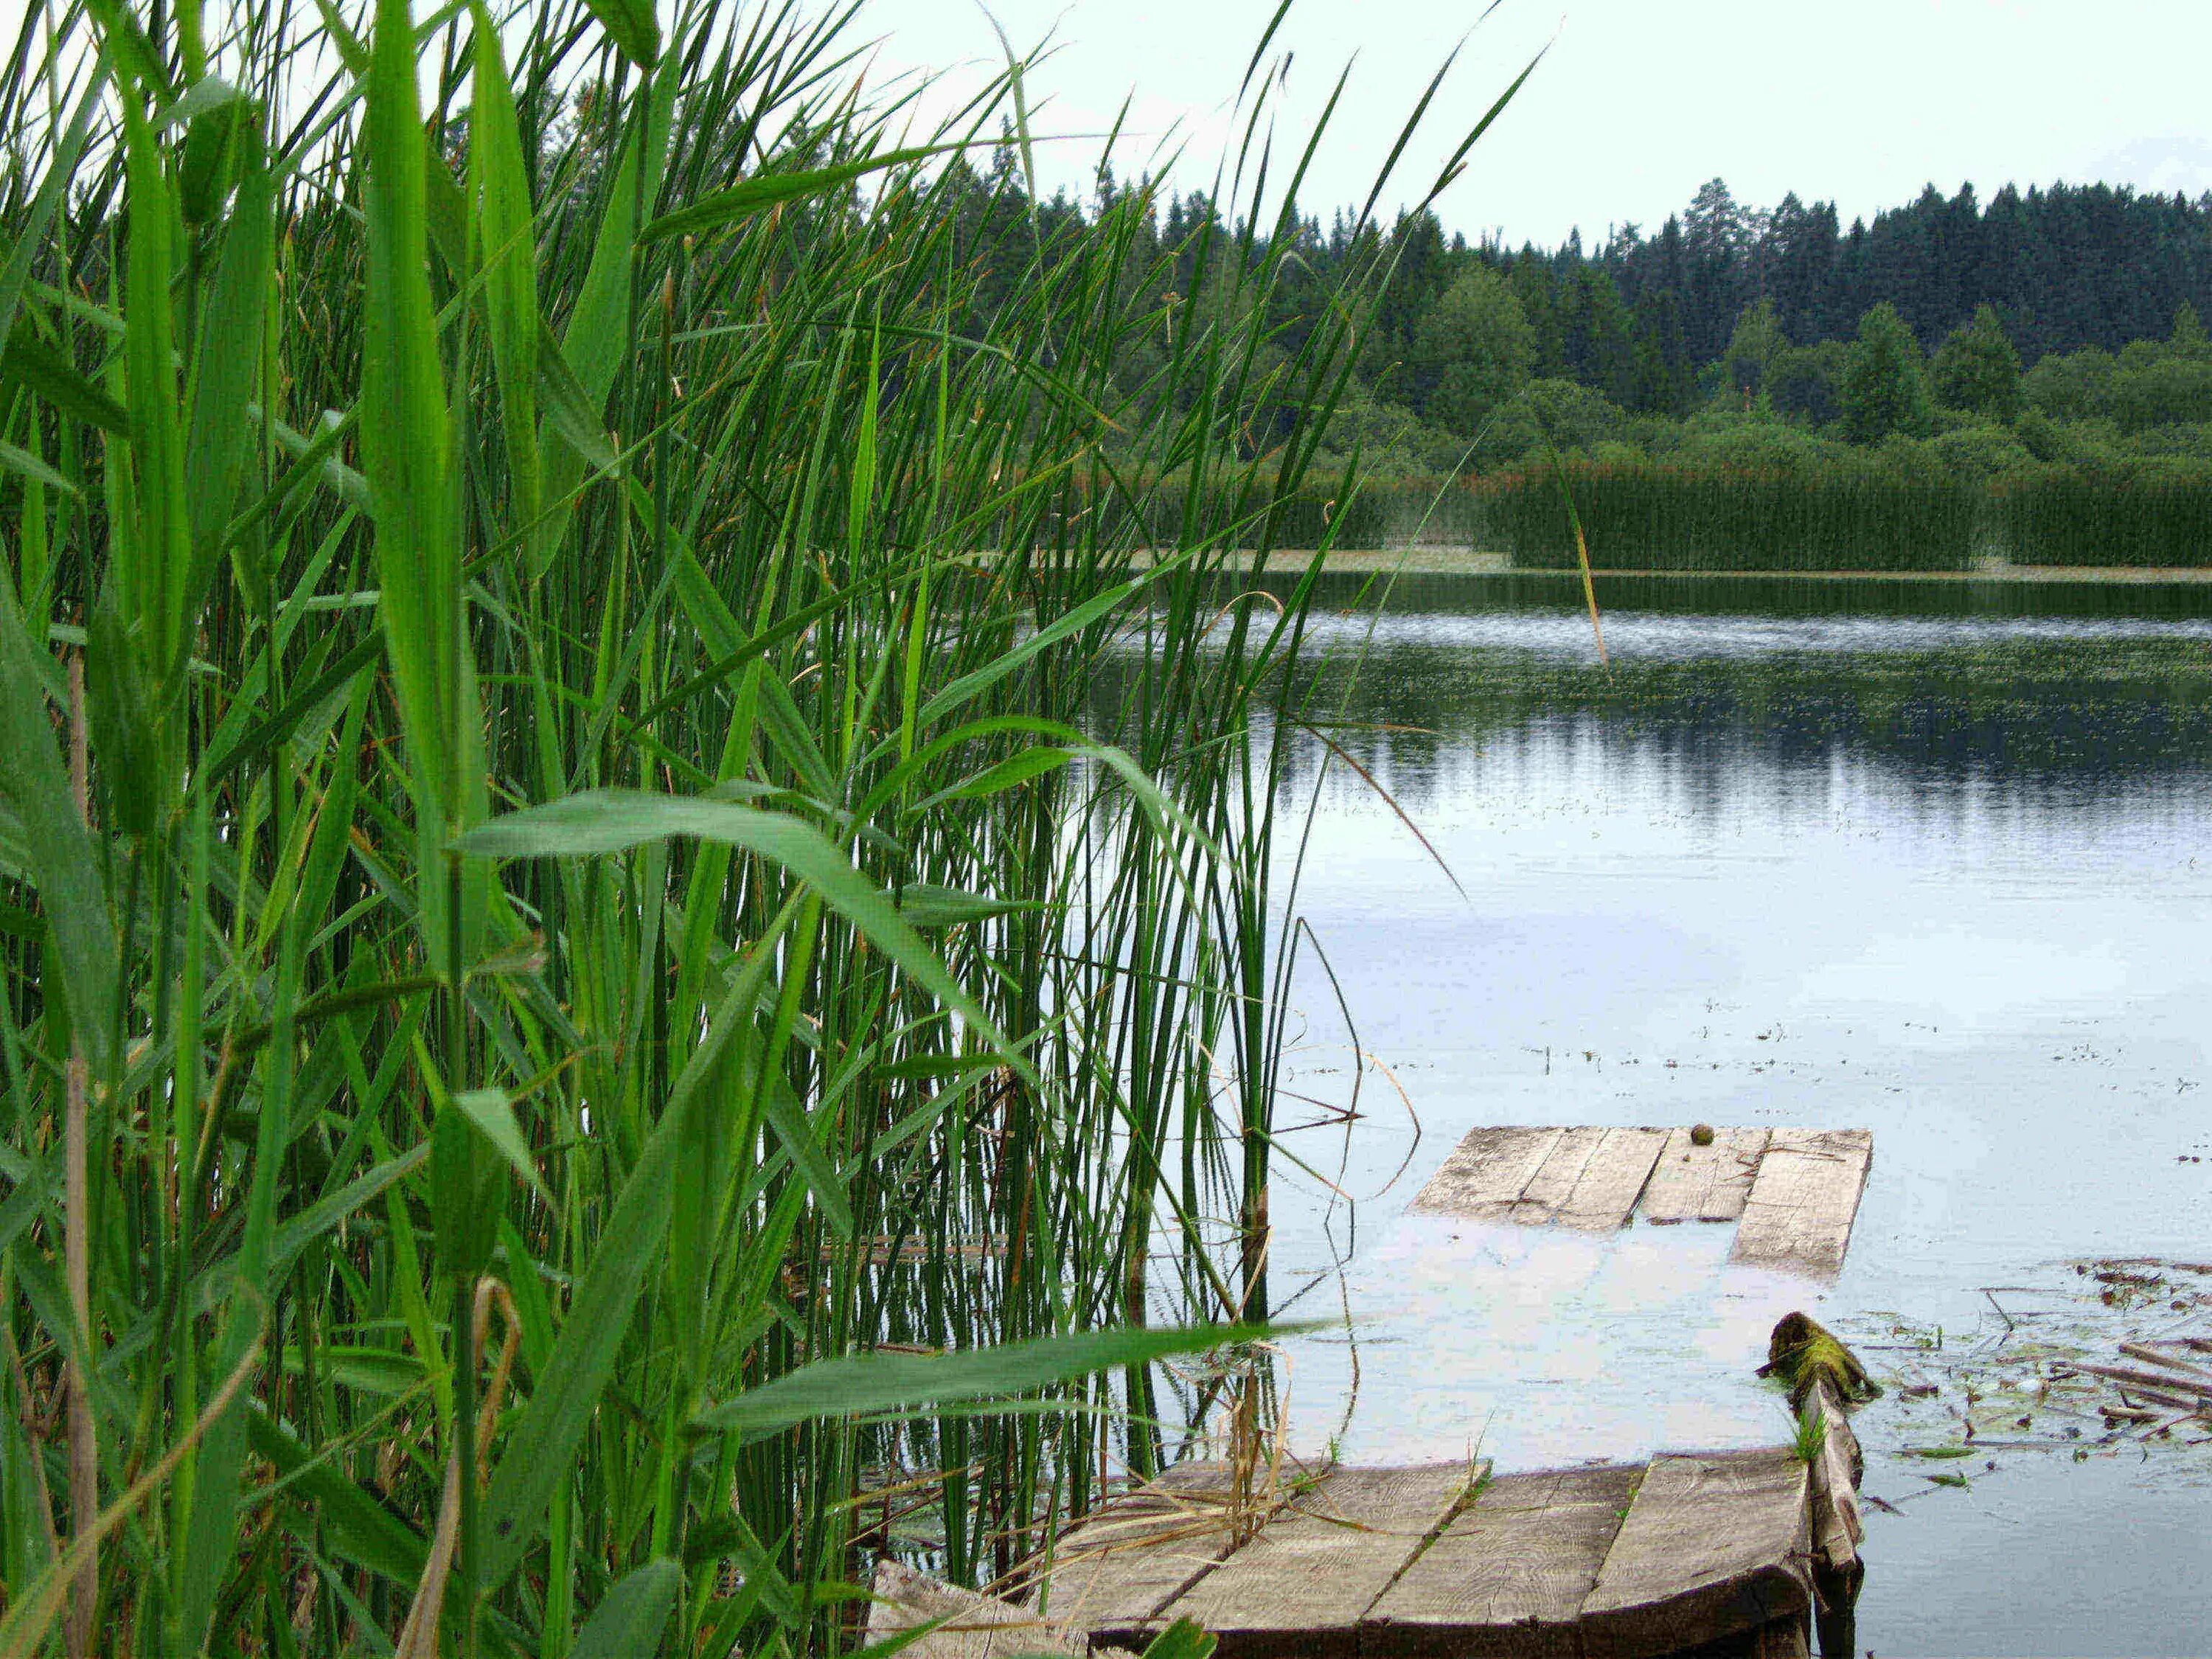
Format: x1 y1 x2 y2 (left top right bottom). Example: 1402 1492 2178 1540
1261 574 2212 1655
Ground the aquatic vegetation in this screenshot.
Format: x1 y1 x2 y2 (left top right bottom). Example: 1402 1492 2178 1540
1762 1312 1882 1412
1473 459 1979 572
1994 468 2212 568
1845 1262 2212 1501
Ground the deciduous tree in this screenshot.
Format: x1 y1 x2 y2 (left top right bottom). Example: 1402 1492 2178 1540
1841 302 1933 441
1410 267 1535 436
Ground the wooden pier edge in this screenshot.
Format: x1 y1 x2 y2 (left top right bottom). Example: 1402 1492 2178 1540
884 1316 1871 1659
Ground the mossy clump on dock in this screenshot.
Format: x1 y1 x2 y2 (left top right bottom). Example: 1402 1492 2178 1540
1762 1311 1882 1410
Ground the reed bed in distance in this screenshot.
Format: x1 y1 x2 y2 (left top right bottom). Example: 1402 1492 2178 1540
1478 459 1979 572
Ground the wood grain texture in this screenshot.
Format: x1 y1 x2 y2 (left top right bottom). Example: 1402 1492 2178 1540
1801 1377 1864 1579
1512 1127 1610 1223
1580 1450 1813 1658
1023 1460 1282 1644
1638 1128 1770 1224
1411 1127 1563 1217
1158 1464 1475 1658
1554 1127 1670 1230
1361 1464 1640 1658
868 1560 1119 1658
1730 1129 1874 1277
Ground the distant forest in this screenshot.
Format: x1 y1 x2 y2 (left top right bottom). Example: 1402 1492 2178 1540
932 151 2212 563
1408 177 2212 375
945 152 2212 486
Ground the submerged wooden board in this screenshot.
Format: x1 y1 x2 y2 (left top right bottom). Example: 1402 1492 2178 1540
1411 1127 1564 1217
1729 1129 1874 1277
1023 1461 1281 1639
1579 1450 1812 1658
1512 1127 1610 1223
1554 1127 1672 1230
1161 1464 1474 1657
1638 1127 1770 1224
1414 1123 1872 1270
1362 1464 1641 1658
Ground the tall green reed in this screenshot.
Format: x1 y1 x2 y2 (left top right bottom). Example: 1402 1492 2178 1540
1481 458 1979 572
0 0 1506 1651
1994 467 2212 568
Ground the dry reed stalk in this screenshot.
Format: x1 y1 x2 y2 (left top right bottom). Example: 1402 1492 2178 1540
393 1276 518 1658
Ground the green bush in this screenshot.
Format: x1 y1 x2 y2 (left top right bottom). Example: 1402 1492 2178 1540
1675 418 1837 474
2024 347 2119 422
1933 423 2038 483
2114 357 2212 431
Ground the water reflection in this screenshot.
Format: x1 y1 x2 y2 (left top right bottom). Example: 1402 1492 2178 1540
1261 597 2212 1655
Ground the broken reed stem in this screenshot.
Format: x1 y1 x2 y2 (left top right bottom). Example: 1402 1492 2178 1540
63 655 96 1659
0 1283 63 1574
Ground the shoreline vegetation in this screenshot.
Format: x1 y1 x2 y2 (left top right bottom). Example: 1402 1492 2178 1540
1153 550 2212 583
1117 462 2212 574
0 0 1531 1652
1 0 2204 1652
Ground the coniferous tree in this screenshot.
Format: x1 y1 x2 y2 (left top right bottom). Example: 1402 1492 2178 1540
1931 304 2023 421
1509 255 1565 378
2171 302 2212 358
1629 288 1696 415
1559 265 1638 405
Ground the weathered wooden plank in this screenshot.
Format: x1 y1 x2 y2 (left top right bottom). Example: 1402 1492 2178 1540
1580 1450 1813 1659
1730 1129 1874 1276
1362 1463 1640 1658
1411 1127 1564 1217
1638 1127 1770 1224
1158 1464 1475 1658
1511 1126 1610 1223
1024 1461 1297 1644
868 1561 1132 1658
1554 1127 1671 1230
1801 1377 1863 1580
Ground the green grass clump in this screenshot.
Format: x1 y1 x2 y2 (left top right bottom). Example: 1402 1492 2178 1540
0 0 1505 1652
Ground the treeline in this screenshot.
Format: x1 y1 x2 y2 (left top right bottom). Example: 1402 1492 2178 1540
1001 163 2212 569
1423 177 2212 379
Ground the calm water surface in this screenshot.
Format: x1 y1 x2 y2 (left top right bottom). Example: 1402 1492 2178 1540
1260 582 2212 1654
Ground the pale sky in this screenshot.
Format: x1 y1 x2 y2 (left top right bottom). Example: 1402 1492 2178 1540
857 0 2212 245
12 0 2211 246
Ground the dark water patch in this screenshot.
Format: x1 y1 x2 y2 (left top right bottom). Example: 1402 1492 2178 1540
1235 566 2212 622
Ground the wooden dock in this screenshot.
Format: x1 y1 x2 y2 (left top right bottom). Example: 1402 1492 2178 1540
1413 1126 1872 1277
1009 1451 1823 1658
871 1316 1871 1659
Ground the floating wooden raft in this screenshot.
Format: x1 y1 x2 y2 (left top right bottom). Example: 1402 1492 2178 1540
1412 1126 1872 1277
1018 1450 1825 1658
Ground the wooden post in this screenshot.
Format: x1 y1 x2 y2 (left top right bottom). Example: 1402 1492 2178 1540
1763 1312 1872 1659
1802 1374 1864 1659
